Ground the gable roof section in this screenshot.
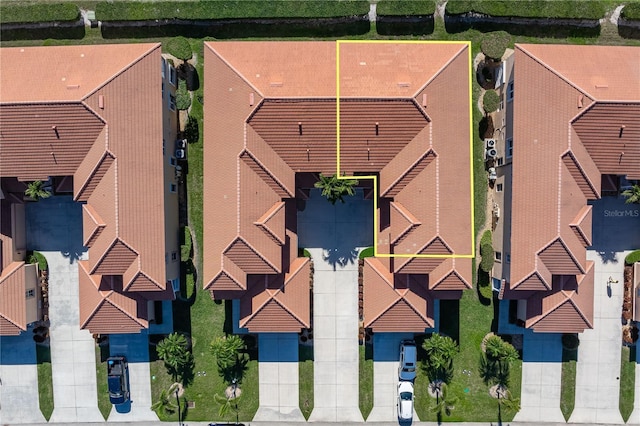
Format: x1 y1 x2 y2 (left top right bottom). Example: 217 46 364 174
363 258 434 332
570 205 592 248
239 257 311 332
254 201 286 245
537 238 584 276
0 261 27 335
389 201 421 245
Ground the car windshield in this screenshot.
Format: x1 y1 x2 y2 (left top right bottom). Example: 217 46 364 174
400 391 412 401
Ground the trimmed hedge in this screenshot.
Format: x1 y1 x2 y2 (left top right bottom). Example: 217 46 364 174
176 80 191 111
625 250 640 265
377 0 436 16
166 36 192 61
621 3 640 20
480 31 511 61
483 90 500 114
359 246 374 259
0 2 79 24
445 0 607 19
96 0 370 21
480 230 494 273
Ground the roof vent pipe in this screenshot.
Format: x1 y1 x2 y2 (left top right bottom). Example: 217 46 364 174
375 122 379 136
298 122 303 136
422 93 427 108
52 125 59 139
619 125 625 138
249 92 254 106
98 95 104 109
577 94 583 108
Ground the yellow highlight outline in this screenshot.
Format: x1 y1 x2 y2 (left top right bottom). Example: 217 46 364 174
335 40 475 259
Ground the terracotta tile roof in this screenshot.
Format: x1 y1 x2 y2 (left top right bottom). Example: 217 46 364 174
204 41 471 332
363 258 434 332
0 44 172 334
239 257 311 332
508 44 639 332
0 261 27 335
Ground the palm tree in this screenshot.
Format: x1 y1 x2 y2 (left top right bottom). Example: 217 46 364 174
156 333 193 381
430 382 458 424
214 393 242 423
622 184 640 204
25 180 51 201
150 388 178 415
314 173 359 205
210 334 246 370
422 333 458 383
485 335 519 364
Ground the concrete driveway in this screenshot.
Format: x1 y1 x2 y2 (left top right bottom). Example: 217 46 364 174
299 189 371 423
367 332 417 422
0 329 47 424
254 333 304 421
108 333 158 421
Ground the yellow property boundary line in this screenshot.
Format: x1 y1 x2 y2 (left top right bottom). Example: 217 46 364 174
335 40 475 259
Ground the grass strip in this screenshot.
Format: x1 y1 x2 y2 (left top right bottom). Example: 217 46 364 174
96 1 369 21
619 346 636 422
95 344 111 420
359 344 373 419
299 344 314 419
36 345 54 420
446 0 607 19
377 0 436 16
0 2 79 24
560 348 577 421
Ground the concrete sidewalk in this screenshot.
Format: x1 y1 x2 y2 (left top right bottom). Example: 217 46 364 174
569 250 626 424
298 189 371 422
254 333 305 421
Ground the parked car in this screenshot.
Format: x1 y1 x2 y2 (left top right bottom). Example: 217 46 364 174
107 356 129 405
398 340 417 381
175 148 186 160
397 380 414 421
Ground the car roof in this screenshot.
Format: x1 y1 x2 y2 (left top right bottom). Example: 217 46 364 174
398 381 414 392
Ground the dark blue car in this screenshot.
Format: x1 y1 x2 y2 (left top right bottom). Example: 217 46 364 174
107 356 129 405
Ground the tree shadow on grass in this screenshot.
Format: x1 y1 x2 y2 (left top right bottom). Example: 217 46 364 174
477 267 492 306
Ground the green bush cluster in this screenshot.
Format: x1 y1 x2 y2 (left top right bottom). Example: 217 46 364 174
479 230 494 273
621 3 640 20
480 31 511 61
0 2 79 24
96 1 369 21
482 90 500 114
165 36 192 61
561 333 580 351
27 251 48 271
445 0 607 19
176 80 191 111
359 247 374 259
625 250 640 265
377 0 436 16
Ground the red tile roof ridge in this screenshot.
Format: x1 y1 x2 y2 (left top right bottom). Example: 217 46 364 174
89 236 138 275
537 237 586 275
512 266 552 291
0 261 24 284
205 43 264 98
123 268 163 292
223 236 281 275
394 236 452 273
516 45 593 100
363 258 407 325
381 149 436 197
430 259 472 290
390 201 421 245
570 205 593 247
74 151 115 202
81 43 161 102
410 44 469 98
284 257 311 282
239 148 294 197
254 201 286 245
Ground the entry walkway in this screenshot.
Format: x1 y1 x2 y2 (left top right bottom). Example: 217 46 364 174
26 197 103 423
569 250 625 424
0 330 47 424
299 189 371 422
254 333 304 421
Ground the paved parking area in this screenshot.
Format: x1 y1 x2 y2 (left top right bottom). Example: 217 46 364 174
254 333 304 421
298 189 371 423
0 330 47 424
108 333 158 421
367 333 415 422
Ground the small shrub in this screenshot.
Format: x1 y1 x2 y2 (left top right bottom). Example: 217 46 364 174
184 115 199 144
561 333 579 351
483 90 500 114
176 80 191 111
359 247 374 259
27 251 48 271
166 37 192 62
621 3 640 20
480 230 494 273
625 250 640 265
480 31 511 61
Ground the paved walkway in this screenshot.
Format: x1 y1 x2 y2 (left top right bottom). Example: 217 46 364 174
367 333 416 422
108 333 159 421
254 333 305 421
26 197 103 423
299 189 371 422
0 330 47 424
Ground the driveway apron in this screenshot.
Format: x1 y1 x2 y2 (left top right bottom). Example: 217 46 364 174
254 333 305 421
0 331 47 424
26 197 103 423
298 189 371 422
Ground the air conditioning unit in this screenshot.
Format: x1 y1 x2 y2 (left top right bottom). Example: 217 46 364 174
485 139 496 149
486 148 498 159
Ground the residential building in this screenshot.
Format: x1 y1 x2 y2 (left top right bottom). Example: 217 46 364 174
0 43 180 335
493 44 640 333
203 41 473 333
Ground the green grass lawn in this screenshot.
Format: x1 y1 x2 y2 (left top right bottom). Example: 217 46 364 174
619 346 636 422
94 343 111 420
36 344 54 420
299 344 314 419
414 295 522 422
560 348 577 421
359 344 374 419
